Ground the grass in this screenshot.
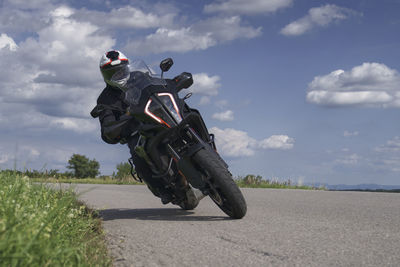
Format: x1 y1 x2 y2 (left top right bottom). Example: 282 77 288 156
31 174 322 190
0 172 112 266
31 176 142 185
235 175 323 190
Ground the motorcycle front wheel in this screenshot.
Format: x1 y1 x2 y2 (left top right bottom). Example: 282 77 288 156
192 148 247 219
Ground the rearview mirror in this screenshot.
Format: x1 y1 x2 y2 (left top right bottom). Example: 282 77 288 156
160 58 173 72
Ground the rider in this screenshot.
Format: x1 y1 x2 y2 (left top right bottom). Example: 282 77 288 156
91 50 173 204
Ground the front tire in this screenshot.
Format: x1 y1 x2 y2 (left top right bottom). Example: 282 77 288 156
193 149 247 219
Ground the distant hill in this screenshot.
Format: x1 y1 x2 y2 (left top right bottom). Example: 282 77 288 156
328 184 400 191
305 183 400 191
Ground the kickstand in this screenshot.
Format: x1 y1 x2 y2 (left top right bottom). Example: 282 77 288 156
128 157 142 183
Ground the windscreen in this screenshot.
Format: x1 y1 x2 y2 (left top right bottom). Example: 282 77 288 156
124 60 167 106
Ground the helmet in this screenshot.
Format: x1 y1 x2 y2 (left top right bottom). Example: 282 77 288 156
100 50 130 90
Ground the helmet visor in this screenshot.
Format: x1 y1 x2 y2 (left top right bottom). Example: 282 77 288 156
110 64 130 87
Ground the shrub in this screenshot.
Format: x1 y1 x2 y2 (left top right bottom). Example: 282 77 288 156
66 154 100 178
114 162 132 179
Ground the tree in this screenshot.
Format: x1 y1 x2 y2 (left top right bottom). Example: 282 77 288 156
66 154 100 178
114 162 132 179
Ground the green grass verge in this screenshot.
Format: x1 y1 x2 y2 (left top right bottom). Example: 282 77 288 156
235 180 317 189
0 172 112 266
31 177 142 185
31 176 322 190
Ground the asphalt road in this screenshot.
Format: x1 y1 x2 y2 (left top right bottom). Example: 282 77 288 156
73 184 400 266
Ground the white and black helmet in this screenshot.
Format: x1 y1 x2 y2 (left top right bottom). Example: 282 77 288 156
100 50 130 90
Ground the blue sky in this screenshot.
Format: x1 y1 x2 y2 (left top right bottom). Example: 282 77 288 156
0 0 399 185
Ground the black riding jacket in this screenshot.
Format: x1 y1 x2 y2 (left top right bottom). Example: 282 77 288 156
91 84 139 144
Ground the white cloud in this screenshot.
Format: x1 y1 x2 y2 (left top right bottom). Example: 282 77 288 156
306 63 400 107
125 16 261 54
50 117 98 134
199 96 211 105
189 73 221 105
0 0 56 35
18 6 115 86
212 110 234 121
0 33 18 51
281 4 358 36
259 135 294 150
0 5 115 134
5 0 52 9
210 127 257 157
190 73 222 96
0 102 98 134
204 0 293 15
344 130 359 137
210 127 295 157
192 16 262 42
126 27 216 54
73 6 175 29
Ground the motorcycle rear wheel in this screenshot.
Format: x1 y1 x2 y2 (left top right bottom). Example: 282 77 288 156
193 149 247 219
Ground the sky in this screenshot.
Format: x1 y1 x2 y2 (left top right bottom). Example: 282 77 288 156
0 0 399 186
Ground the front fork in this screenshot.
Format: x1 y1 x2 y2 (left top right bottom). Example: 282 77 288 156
166 126 225 192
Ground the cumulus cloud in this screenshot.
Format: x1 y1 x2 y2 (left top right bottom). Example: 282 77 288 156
19 6 115 86
50 117 98 133
125 16 261 54
199 96 211 105
259 135 294 150
190 73 222 96
73 6 175 30
193 16 262 42
0 0 55 35
126 27 216 54
212 110 234 121
210 127 257 156
204 0 293 15
281 4 358 36
0 5 115 134
0 102 98 134
0 33 18 51
306 63 400 107
210 127 295 157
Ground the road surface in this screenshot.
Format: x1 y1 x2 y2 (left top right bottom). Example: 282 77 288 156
73 184 400 266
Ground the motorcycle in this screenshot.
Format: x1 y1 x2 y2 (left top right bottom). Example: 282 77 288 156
92 58 247 219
